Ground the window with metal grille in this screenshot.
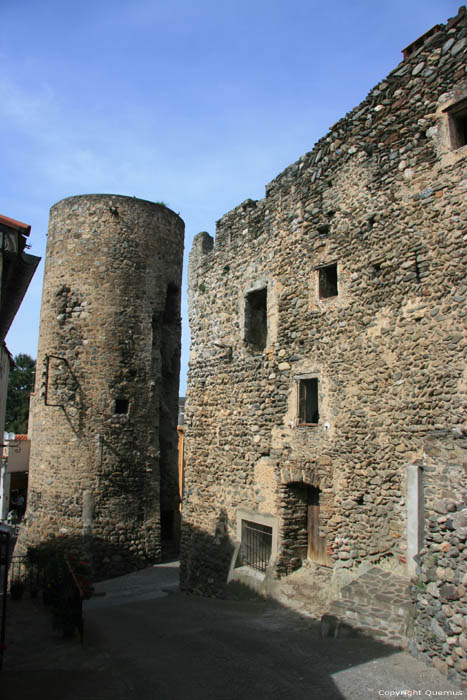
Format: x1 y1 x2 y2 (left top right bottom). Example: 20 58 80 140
240 520 272 572
298 378 319 425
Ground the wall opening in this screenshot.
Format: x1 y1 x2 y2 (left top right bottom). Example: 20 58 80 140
298 378 319 425
319 263 338 298
317 224 330 238
114 398 129 414
244 287 267 351
447 99 467 150
406 464 424 576
371 262 382 278
279 482 333 575
239 519 272 572
414 257 421 283
280 482 309 573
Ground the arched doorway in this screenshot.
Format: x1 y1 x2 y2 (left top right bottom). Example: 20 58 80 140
280 482 333 574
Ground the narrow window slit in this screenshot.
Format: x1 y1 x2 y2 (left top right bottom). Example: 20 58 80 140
244 287 267 351
319 263 338 298
298 378 319 425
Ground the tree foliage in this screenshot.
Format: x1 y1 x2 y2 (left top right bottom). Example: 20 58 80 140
5 353 36 435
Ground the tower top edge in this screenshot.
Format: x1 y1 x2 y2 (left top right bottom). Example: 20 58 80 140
50 194 184 223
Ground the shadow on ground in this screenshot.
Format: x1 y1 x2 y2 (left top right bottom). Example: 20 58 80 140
1 521 462 700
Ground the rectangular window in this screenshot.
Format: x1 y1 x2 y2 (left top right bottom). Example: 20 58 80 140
244 287 267 351
114 398 129 414
240 520 272 572
319 263 338 298
298 378 319 425
448 100 467 150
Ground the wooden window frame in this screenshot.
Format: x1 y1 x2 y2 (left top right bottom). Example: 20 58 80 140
297 377 319 426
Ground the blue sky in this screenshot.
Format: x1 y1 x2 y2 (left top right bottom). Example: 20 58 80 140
1 0 461 394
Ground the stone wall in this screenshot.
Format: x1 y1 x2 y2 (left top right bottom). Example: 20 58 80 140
18 194 184 577
410 430 467 685
181 5 466 604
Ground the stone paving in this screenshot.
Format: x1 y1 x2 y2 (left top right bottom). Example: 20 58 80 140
1 562 464 699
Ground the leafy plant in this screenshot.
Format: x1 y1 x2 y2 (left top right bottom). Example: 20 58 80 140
5 353 36 434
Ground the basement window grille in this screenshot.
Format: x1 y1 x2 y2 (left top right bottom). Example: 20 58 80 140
240 520 272 572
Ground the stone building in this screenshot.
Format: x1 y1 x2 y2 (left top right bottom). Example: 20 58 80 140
1 434 30 521
0 213 40 448
18 195 184 576
181 7 466 681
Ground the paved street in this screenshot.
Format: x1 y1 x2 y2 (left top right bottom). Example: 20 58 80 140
2 562 463 700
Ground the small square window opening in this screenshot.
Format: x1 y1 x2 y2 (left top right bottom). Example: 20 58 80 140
319 263 338 299
298 378 319 425
115 398 129 414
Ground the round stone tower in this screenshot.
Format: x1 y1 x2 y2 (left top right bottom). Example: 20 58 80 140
20 194 184 575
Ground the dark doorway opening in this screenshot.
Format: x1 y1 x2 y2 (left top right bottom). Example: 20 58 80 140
279 482 333 575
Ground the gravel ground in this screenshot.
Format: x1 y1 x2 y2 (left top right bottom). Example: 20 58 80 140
1 562 464 700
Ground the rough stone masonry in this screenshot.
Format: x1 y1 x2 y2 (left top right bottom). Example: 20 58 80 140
18 194 184 577
181 7 467 685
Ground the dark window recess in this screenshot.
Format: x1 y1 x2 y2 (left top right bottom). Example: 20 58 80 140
319 263 338 298
240 520 272 572
298 378 319 424
414 258 421 283
163 283 179 323
244 288 267 350
371 262 382 278
448 101 467 150
114 398 129 414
